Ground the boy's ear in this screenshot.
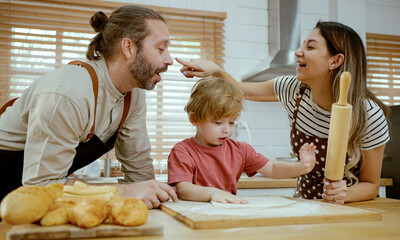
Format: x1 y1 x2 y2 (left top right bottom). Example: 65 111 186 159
188 112 198 126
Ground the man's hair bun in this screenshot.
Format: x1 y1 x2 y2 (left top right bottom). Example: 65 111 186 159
90 11 108 32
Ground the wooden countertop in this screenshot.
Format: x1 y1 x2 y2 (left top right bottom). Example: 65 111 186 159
237 175 393 189
81 175 393 189
1 197 400 240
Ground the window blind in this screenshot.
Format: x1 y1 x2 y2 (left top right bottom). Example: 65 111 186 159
0 0 226 174
366 33 400 106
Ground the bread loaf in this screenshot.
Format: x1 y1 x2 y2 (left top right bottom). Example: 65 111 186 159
0 183 64 224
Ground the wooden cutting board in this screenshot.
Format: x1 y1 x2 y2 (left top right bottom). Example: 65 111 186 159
160 196 381 229
6 218 162 240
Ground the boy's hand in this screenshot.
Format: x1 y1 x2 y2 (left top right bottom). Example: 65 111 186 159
210 188 248 204
298 143 317 174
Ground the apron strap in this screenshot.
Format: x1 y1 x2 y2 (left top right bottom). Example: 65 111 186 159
68 61 99 140
116 91 131 135
1 61 131 139
68 61 131 138
291 86 307 128
0 98 18 115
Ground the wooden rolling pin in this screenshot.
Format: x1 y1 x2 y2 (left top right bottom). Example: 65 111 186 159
325 72 352 181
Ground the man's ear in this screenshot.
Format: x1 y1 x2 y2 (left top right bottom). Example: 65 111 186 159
120 38 137 60
188 112 198 126
329 53 345 70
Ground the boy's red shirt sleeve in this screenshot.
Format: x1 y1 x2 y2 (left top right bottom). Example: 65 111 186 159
167 142 194 186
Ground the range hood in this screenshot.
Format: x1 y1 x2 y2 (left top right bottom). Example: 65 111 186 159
242 0 300 82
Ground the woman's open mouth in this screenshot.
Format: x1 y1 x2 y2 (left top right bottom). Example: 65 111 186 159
297 61 306 67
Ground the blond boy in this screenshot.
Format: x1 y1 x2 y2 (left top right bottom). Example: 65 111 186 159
168 77 316 203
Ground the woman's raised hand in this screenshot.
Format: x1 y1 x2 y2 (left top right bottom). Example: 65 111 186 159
175 58 223 78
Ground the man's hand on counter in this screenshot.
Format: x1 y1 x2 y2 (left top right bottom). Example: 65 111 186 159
117 180 178 209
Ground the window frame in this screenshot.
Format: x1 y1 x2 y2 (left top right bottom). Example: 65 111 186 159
0 0 226 175
366 33 400 106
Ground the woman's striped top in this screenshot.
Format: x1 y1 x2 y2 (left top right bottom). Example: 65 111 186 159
273 76 390 150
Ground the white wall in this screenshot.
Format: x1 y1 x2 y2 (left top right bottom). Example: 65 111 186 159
111 0 400 160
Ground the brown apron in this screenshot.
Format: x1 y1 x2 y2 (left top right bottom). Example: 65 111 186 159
291 86 359 199
0 61 131 201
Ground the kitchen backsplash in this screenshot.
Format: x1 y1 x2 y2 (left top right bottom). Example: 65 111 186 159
235 101 292 160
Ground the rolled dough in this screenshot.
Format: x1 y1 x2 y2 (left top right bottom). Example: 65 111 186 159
211 196 295 209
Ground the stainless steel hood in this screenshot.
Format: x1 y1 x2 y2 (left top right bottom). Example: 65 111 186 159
242 0 300 82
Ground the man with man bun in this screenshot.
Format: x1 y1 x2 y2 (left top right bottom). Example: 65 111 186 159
0 5 177 209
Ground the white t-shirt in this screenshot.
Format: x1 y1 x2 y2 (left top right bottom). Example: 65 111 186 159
273 75 390 150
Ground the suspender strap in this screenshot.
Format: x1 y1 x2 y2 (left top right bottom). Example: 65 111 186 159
68 61 131 138
0 98 18 115
1 61 131 139
68 61 99 140
116 91 131 134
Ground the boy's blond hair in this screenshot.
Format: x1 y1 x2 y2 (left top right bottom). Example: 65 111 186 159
184 77 243 122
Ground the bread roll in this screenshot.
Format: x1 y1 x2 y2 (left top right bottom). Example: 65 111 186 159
109 198 148 226
68 199 108 228
40 200 75 226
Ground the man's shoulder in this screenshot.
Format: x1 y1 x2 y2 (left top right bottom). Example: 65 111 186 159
32 65 93 102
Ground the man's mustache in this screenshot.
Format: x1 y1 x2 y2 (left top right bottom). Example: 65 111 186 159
157 65 168 73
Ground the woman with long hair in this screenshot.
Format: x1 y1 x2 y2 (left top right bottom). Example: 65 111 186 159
176 21 390 204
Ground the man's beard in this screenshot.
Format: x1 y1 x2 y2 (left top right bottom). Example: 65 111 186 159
130 51 168 90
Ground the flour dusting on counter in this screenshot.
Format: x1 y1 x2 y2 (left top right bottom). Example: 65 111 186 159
160 196 382 229
211 196 295 209
163 196 323 217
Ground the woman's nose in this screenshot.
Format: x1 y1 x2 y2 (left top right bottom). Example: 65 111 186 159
295 47 304 57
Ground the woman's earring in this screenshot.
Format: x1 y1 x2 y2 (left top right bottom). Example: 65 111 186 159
329 68 334 76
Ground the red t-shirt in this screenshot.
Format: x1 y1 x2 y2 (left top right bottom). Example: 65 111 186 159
167 138 269 195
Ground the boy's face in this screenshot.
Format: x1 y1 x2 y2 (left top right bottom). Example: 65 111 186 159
193 116 237 147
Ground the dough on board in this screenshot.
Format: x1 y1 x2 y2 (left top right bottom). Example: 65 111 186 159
211 196 295 209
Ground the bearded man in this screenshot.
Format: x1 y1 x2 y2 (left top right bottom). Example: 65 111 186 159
0 5 177 209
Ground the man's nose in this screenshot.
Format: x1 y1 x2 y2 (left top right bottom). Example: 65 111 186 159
164 50 173 65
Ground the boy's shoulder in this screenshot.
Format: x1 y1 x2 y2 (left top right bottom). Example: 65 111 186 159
225 139 254 151
171 138 255 153
171 138 194 151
